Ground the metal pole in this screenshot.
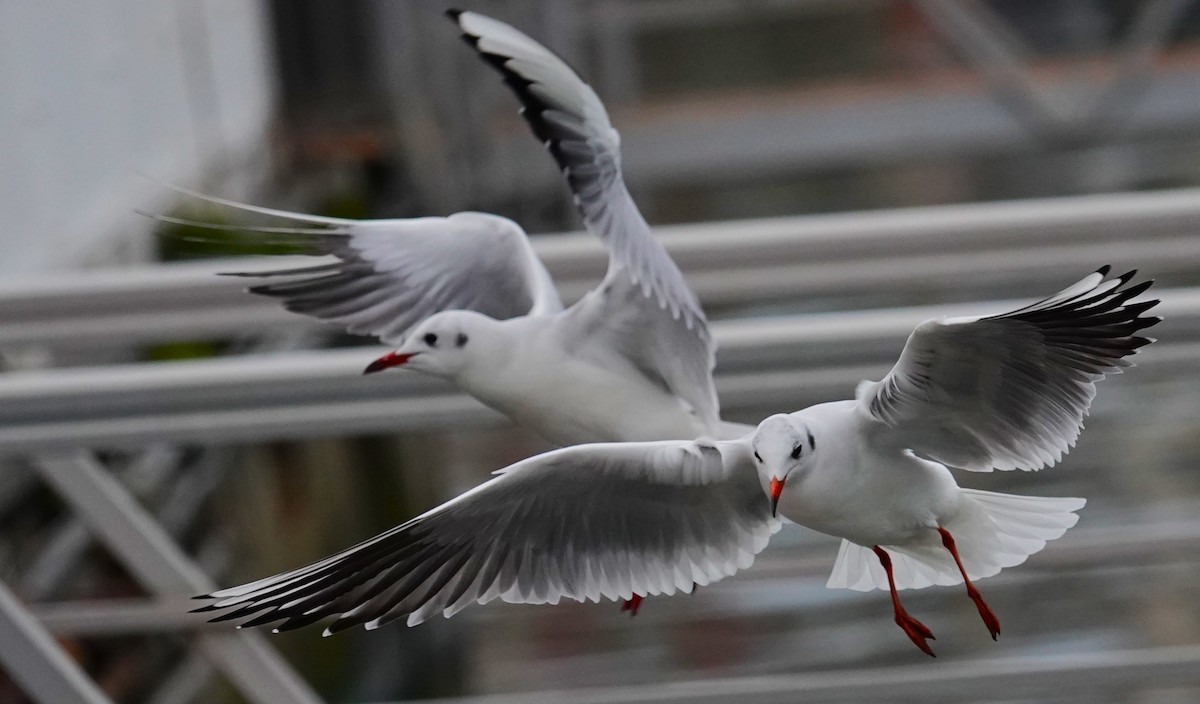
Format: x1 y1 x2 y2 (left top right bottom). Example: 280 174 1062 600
393 644 1200 704
34 451 323 704
0 579 112 704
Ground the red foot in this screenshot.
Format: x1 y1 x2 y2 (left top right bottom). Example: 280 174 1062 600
939 527 1002 640
969 588 1001 640
873 544 937 657
619 594 643 617
895 609 937 657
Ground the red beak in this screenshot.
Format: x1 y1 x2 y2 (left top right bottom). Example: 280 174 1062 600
769 476 785 517
363 351 417 375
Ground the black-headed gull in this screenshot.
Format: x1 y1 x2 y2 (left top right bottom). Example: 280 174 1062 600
195 268 1159 653
148 10 746 447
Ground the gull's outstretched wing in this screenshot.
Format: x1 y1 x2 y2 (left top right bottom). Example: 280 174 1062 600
146 188 561 345
195 439 776 633
856 267 1160 471
450 10 720 429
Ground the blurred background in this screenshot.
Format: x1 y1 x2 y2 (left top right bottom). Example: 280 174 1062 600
2 0 1200 702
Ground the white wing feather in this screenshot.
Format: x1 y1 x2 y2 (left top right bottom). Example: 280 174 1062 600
195 439 778 633
827 491 1085 591
452 10 721 429
148 203 562 344
856 267 1159 471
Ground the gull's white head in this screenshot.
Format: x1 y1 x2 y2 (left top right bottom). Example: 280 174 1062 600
363 311 497 379
751 414 817 517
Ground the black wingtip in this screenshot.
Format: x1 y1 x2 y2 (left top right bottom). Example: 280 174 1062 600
192 593 216 601
323 618 357 637
1122 280 1155 299
205 609 250 624
458 32 481 52
1096 264 1112 276
238 610 287 630
445 8 463 22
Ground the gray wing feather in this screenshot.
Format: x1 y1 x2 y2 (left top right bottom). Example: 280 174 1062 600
563 271 721 426
857 267 1160 471
190 209 563 345
452 11 720 427
194 440 777 632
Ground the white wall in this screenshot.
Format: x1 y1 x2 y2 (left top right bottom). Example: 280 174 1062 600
0 0 277 274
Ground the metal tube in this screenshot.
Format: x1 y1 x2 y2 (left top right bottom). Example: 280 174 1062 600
0 579 112 704
33 452 323 704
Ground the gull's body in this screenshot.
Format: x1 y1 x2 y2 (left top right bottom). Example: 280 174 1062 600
198 268 1159 655
756 404 1083 591
446 313 726 445
767 400 963 548
150 11 748 447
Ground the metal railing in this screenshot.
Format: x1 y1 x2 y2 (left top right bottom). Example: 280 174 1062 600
391 645 1200 704
2 190 1199 704
2 187 1199 351
0 287 1192 453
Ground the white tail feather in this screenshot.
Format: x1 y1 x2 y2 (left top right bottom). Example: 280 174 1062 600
826 489 1084 592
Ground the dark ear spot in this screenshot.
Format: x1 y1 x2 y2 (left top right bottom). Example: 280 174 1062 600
456 333 468 348
808 430 816 451
423 332 438 347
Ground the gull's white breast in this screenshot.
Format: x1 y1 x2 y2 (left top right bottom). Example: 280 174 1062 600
457 319 710 446
777 401 964 547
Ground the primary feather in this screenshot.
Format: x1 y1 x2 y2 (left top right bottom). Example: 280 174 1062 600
856 266 1160 471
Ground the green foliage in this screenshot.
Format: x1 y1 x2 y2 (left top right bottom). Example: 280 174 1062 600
153 205 313 261
147 185 372 362
144 339 225 361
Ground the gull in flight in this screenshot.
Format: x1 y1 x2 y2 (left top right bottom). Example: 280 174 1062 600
148 10 748 448
195 268 1159 654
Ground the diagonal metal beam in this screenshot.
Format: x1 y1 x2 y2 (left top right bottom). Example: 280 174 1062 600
1085 0 1195 132
22 446 186 600
917 0 1067 137
146 652 214 704
33 451 322 704
921 0 1197 141
0 579 112 704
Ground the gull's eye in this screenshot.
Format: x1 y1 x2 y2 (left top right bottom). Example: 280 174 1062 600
423 333 438 347
456 333 468 348
790 446 802 460
753 451 763 463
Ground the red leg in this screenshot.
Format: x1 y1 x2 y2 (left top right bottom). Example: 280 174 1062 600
872 545 936 657
938 526 1001 640
619 593 643 616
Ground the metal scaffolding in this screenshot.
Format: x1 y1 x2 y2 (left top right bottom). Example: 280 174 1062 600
5 186 1200 352
1 189 1198 702
8 0 1200 700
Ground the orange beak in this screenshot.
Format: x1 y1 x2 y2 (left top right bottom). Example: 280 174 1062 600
363 351 417 375
769 476 785 517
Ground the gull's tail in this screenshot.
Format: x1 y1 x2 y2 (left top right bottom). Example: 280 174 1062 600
826 489 1084 592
